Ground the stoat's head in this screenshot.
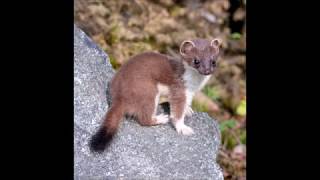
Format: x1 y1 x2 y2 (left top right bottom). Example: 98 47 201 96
180 38 222 76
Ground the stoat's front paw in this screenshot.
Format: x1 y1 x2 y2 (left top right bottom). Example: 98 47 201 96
175 123 194 135
185 106 194 117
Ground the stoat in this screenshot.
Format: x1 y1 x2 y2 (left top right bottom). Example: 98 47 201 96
90 38 222 152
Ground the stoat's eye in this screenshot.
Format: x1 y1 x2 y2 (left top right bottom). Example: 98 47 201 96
193 59 200 65
212 60 216 66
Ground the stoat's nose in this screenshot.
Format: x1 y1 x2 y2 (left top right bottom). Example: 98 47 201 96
204 70 211 75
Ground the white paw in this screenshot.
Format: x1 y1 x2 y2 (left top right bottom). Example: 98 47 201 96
155 114 169 124
175 123 194 135
185 106 194 117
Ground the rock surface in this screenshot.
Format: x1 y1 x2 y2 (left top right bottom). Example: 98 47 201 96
74 24 224 180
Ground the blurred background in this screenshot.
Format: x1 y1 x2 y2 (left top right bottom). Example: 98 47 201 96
75 0 246 179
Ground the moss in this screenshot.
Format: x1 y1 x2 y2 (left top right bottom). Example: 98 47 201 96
108 54 121 70
128 42 153 56
222 132 238 149
203 86 220 101
236 99 246 116
230 32 242 40
107 24 120 45
192 100 208 112
169 5 185 17
239 130 246 144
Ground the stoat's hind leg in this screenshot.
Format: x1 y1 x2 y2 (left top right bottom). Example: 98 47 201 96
135 89 169 126
153 113 169 124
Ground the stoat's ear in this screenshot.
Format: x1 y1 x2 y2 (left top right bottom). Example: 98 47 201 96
210 38 222 48
180 40 195 56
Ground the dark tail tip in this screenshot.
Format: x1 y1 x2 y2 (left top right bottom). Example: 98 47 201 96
89 127 114 153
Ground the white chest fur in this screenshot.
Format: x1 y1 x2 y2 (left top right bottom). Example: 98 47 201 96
156 63 211 106
182 63 211 105
183 64 211 93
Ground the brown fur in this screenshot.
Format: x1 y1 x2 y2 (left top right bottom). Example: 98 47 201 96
109 52 186 123
90 52 187 152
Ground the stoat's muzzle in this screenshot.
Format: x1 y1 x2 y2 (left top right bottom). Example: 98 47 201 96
196 58 216 76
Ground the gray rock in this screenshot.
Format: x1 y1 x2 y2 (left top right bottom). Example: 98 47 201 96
74 24 224 180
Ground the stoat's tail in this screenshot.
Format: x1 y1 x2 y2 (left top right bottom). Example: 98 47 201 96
89 103 124 153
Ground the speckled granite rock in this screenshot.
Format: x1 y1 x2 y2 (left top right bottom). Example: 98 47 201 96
74 24 224 180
